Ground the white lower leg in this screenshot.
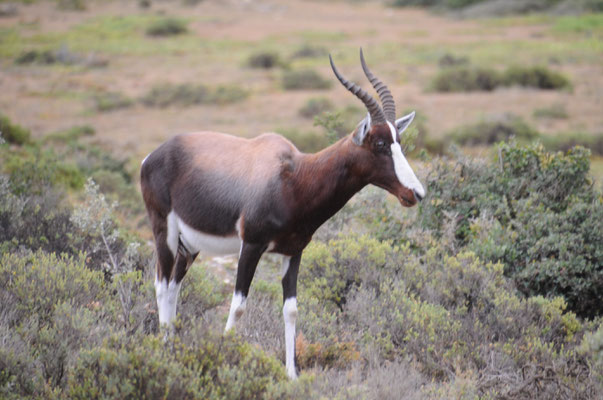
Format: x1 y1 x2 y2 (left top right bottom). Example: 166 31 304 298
283 297 298 379
155 278 182 328
224 291 246 332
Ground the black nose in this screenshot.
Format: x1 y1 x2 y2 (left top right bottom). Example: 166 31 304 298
413 190 424 202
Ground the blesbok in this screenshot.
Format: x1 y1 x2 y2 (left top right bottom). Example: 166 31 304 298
140 49 425 379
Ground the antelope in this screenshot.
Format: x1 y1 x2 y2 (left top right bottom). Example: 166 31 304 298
140 49 425 379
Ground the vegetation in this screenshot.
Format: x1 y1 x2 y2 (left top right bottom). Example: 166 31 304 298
449 114 540 146
389 0 603 14
0 114 31 145
1 1 602 398
282 69 332 90
93 92 133 112
298 97 334 119
432 65 570 92
1 116 601 398
145 17 188 37
140 83 248 108
247 51 283 69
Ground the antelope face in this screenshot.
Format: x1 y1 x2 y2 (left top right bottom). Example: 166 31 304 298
355 112 425 207
329 49 426 206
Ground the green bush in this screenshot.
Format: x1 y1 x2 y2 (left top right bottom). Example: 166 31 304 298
0 250 106 326
449 114 540 146
290 44 328 59
420 142 602 317
432 65 571 92
542 131 603 156
278 128 329 153
56 0 87 11
247 51 282 69
431 66 501 92
0 115 31 145
67 333 286 399
141 83 248 108
2 145 85 194
146 17 188 37
298 97 334 119
503 65 570 90
93 92 133 112
211 85 249 105
141 83 210 107
533 103 569 119
282 69 332 90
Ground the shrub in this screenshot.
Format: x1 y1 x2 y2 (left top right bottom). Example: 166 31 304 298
56 0 87 11
0 250 106 326
278 128 329 153
141 83 248 108
432 65 570 92
503 65 570 90
15 49 58 65
389 0 441 6
298 97 334 119
283 69 332 90
247 51 282 69
2 145 85 194
290 44 328 59
93 92 133 112
211 85 249 105
141 83 209 107
533 103 569 119
542 131 603 156
431 66 501 92
438 53 470 68
145 17 188 37
67 332 286 399
449 114 539 146
43 125 95 144
421 142 602 317
0 175 76 256
0 115 31 145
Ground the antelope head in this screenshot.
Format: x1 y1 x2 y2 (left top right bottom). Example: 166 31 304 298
330 49 425 207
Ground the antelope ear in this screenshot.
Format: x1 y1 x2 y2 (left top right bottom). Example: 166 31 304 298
352 113 371 145
395 111 415 134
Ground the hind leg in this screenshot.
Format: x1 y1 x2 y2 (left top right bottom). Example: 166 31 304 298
153 211 196 328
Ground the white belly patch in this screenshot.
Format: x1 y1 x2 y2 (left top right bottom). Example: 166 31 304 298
167 211 242 256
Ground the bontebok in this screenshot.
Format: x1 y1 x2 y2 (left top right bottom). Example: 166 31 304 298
140 49 425 379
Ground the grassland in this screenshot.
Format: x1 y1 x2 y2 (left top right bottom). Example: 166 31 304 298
0 1 602 398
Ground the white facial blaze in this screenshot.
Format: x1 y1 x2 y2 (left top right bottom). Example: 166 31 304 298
386 121 425 199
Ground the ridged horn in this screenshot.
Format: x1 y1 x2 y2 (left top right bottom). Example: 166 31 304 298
360 48 396 123
329 54 386 125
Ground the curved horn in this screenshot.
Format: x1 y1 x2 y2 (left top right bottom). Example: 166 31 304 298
360 48 396 123
329 54 386 125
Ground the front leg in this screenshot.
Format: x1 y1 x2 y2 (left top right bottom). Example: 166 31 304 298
225 241 267 332
281 253 302 379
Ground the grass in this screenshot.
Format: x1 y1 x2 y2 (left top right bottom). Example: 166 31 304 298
282 69 332 90
145 17 188 37
432 65 570 92
553 14 603 36
533 103 569 119
246 51 282 69
140 83 248 108
0 15 247 59
93 92 134 112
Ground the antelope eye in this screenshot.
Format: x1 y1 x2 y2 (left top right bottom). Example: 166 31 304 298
375 140 385 149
